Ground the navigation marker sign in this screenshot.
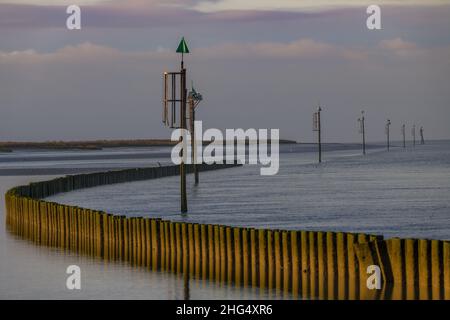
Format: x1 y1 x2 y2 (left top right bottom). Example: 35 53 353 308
176 37 190 54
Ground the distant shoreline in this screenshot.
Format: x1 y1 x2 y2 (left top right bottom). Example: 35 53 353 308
1 139 446 152
0 139 298 151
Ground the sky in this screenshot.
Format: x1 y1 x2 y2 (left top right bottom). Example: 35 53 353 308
1 0 450 143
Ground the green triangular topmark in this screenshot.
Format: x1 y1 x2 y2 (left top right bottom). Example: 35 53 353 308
176 37 189 54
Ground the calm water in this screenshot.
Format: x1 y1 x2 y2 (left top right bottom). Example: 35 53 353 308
1 141 449 299
49 141 450 240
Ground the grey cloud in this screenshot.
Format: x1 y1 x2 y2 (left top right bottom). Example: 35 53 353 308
1 39 449 142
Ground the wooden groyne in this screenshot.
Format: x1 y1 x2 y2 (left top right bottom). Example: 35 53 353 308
4 164 449 300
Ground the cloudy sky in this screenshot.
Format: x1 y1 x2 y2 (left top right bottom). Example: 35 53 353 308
1 0 449 142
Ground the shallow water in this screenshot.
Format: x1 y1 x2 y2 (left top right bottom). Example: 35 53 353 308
1 141 449 299
49 141 450 241
1 180 284 300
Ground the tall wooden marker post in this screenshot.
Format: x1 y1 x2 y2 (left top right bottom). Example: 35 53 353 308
358 111 366 155
162 37 190 213
313 105 322 163
412 124 416 147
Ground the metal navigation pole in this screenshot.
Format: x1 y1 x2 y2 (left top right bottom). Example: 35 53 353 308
313 105 322 163
188 82 203 185
162 37 190 213
358 111 366 155
402 124 406 148
412 124 416 147
386 119 391 151
420 126 425 145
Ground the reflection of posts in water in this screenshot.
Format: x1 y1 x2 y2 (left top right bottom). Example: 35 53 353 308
184 254 190 300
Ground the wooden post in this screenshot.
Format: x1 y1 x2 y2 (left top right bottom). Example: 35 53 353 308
347 233 358 300
317 232 326 300
145 219 151 268
208 225 215 281
301 231 309 298
290 231 299 298
405 239 417 300
194 224 201 278
214 225 221 282
444 241 450 300
169 222 175 272
234 228 242 286
336 232 347 300
327 232 337 299
201 224 208 279
430 240 441 300
274 231 281 293
188 223 195 276
219 226 226 283
258 229 267 289
418 239 430 300
282 231 290 295
250 229 258 287
309 232 318 299
242 228 249 287
176 223 182 274
151 219 159 270
226 227 233 284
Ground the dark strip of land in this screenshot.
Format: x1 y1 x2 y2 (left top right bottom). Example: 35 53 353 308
0 139 298 151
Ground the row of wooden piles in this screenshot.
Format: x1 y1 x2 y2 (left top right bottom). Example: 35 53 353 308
4 164 450 300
